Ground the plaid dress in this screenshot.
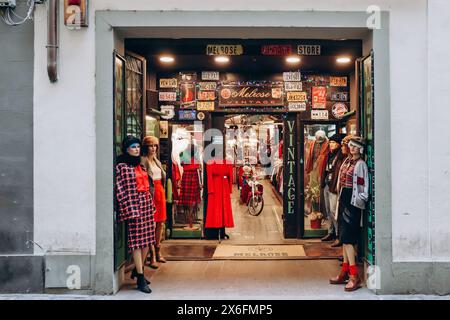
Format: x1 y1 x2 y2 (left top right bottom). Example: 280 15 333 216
116 163 156 250
179 163 201 206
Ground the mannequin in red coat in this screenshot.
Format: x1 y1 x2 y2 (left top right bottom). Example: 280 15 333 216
205 159 234 229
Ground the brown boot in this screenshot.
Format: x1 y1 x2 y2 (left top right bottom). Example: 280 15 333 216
345 275 362 292
329 271 349 285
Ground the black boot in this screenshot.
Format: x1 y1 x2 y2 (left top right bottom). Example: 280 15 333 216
136 273 152 294
131 267 150 285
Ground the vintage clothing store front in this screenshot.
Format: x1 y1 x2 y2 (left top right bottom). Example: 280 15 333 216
16 0 449 295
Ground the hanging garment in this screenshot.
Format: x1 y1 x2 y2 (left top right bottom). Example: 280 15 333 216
205 159 234 228
172 162 182 200
179 161 202 206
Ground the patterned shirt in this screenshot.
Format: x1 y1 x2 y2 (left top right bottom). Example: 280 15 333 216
339 158 357 189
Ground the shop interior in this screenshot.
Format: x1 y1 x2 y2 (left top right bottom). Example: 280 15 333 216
119 38 362 245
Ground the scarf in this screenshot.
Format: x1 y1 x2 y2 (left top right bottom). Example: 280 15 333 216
116 153 141 166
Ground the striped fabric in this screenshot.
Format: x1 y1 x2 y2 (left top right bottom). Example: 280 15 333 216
339 158 357 189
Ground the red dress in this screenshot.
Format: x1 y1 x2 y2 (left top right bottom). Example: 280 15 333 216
205 160 234 228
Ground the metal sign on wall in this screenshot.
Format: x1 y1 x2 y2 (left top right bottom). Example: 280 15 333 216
261 45 293 56
206 45 243 56
219 85 284 107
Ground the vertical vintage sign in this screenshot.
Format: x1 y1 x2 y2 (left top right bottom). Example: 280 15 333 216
283 115 299 238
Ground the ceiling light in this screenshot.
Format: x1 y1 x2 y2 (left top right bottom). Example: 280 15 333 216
337 57 351 64
215 56 230 63
286 56 301 63
159 56 174 63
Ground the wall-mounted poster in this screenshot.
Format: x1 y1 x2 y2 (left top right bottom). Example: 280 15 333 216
331 103 349 119
311 110 329 120
180 83 196 107
330 76 348 87
159 91 177 102
160 120 169 138
312 86 327 109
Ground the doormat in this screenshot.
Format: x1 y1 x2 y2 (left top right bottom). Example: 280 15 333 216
212 245 307 260
161 244 217 261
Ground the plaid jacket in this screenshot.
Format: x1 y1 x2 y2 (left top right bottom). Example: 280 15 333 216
116 163 152 222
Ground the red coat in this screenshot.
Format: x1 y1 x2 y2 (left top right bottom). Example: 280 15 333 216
205 159 234 228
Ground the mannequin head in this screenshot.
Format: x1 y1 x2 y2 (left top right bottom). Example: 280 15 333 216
142 136 159 158
315 130 327 143
348 137 366 158
341 135 354 155
329 133 344 152
122 135 141 157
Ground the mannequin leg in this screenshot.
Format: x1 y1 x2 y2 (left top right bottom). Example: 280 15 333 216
141 247 149 267
345 244 356 266
155 222 166 263
132 249 143 274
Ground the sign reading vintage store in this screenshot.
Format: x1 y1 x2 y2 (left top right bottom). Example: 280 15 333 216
219 85 284 107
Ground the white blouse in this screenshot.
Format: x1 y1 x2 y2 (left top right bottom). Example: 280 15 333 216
149 161 162 181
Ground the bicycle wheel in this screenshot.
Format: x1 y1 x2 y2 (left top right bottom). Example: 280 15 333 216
248 195 264 216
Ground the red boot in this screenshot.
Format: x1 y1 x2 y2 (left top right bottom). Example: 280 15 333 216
345 265 362 291
329 263 349 284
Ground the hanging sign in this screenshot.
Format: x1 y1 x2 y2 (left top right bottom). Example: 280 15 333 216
160 105 175 120
330 76 348 87
283 72 301 82
332 103 349 119
179 110 197 121
287 92 307 102
297 45 321 56
284 82 302 92
219 85 284 107
311 110 329 120
206 45 243 56
288 102 307 112
198 82 217 91
159 78 177 89
331 92 349 102
197 101 215 111
197 91 216 101
312 86 327 109
261 45 293 56
201 71 220 81
159 91 177 102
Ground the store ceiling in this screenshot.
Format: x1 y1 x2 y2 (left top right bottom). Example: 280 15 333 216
126 39 363 76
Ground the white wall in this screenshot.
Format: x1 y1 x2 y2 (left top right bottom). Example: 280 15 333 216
33 0 450 261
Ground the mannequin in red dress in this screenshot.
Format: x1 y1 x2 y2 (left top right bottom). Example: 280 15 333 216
205 159 234 231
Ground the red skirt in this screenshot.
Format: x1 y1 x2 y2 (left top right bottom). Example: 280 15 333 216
127 192 156 250
153 180 167 222
179 168 201 206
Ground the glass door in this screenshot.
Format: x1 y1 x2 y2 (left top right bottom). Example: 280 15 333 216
302 123 337 238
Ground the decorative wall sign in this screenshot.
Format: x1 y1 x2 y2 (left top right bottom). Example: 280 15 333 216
283 72 301 82
206 45 243 56
197 101 215 111
159 121 169 138
180 83 196 105
288 102 307 112
201 71 220 81
261 45 293 56
179 110 197 121
312 86 327 109
198 82 217 91
197 112 206 121
297 45 321 56
311 110 329 120
284 82 302 91
286 92 307 102
180 72 197 81
219 85 284 107
159 78 178 89
330 76 348 87
160 105 175 120
159 91 177 102
197 91 216 101
331 92 349 102
331 103 349 119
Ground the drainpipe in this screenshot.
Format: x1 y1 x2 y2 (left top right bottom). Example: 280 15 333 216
47 0 58 83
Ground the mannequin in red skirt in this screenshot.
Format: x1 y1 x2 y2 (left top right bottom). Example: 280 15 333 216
116 136 156 294
179 145 202 229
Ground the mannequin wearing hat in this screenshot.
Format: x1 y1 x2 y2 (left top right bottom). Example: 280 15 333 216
115 136 156 294
329 136 369 292
321 134 346 243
